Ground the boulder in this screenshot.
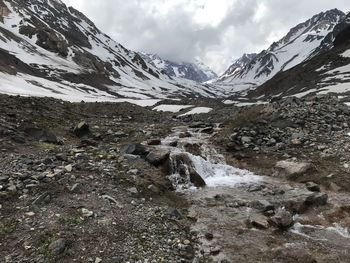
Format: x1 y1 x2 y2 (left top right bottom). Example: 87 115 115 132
305 193 328 207
249 214 270 229
73 121 90 137
170 153 206 187
275 161 314 179
145 148 170 166
188 167 206 187
241 136 253 144
122 143 150 156
147 139 162 146
252 200 274 212
48 238 66 257
270 207 294 229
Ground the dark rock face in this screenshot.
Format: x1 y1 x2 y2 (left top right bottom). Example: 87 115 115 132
73 121 90 137
334 25 350 47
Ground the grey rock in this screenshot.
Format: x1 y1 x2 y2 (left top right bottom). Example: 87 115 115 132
48 238 66 257
0 175 9 182
145 149 170 166
253 200 274 212
241 136 253 144
249 214 270 229
31 192 52 208
81 208 94 217
127 187 138 195
305 193 328 206
114 131 128 138
70 183 83 193
270 208 294 229
122 144 149 156
275 161 314 179
165 208 183 220
73 121 90 137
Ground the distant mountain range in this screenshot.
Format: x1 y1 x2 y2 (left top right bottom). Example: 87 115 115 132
0 0 223 102
0 0 349 102
140 53 217 83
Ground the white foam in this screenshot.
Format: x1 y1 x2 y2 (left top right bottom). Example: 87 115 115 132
189 153 262 187
326 224 350 238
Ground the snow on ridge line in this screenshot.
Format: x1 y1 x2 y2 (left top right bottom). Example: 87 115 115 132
0 72 161 106
178 107 213 116
341 49 350 58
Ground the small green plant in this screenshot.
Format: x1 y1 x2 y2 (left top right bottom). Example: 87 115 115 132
59 215 83 226
0 222 17 237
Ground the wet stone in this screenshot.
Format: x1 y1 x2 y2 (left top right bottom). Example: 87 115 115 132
305 193 328 207
306 182 320 192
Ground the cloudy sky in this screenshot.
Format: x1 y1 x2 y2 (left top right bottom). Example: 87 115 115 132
61 0 349 74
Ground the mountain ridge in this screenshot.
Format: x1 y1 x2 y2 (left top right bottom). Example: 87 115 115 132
217 8 346 95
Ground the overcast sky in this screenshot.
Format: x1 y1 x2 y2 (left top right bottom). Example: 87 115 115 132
61 0 349 74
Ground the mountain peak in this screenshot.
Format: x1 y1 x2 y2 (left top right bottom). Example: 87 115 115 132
140 53 217 83
217 9 346 90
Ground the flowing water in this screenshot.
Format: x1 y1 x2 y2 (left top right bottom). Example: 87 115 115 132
159 126 350 262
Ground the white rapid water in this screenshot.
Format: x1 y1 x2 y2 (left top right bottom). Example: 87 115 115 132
186 153 262 187
161 126 262 189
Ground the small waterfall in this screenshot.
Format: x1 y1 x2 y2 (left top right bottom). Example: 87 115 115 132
162 126 262 190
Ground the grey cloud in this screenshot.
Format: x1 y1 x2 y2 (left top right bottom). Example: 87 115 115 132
62 0 350 73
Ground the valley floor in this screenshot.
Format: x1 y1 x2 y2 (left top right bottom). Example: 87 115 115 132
0 94 350 262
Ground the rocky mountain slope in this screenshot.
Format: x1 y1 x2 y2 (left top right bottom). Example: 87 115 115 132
140 53 217 83
246 13 350 100
218 53 257 81
0 0 225 102
217 9 346 95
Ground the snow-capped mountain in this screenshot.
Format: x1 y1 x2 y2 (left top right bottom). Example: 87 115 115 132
0 0 225 102
218 9 346 94
140 53 217 83
246 12 350 100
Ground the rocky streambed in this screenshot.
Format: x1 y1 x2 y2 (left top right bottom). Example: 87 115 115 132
1 94 350 262
136 124 350 262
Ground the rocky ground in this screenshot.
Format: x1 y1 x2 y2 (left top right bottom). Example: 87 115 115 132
0 95 195 262
1 94 350 262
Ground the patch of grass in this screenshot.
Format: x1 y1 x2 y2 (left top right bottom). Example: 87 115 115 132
34 142 61 151
0 222 17 237
59 214 84 226
228 105 266 129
